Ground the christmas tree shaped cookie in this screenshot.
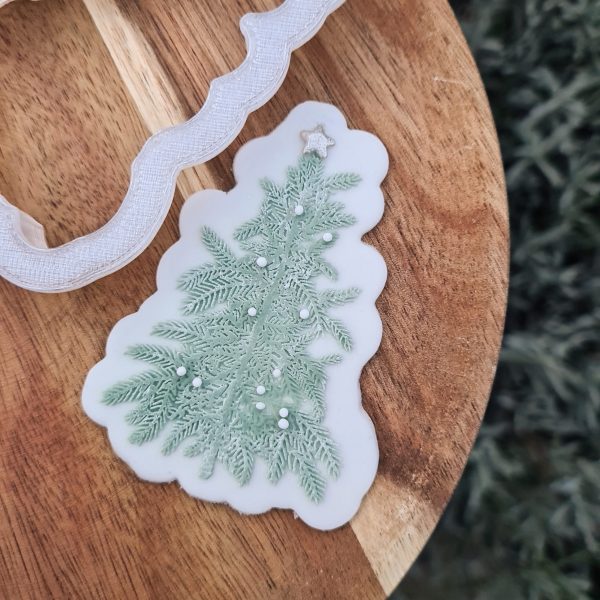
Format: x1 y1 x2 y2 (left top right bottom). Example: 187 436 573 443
83 102 388 530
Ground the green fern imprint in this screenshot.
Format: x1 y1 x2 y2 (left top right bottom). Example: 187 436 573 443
103 152 362 502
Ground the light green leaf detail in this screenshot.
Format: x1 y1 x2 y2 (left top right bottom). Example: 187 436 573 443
324 173 362 190
103 371 157 405
102 153 361 503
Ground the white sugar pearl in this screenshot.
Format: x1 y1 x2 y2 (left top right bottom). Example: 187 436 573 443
247 307 257 317
279 407 289 418
322 232 333 242
255 402 266 411
256 256 267 268
272 368 282 378
278 418 289 430
294 205 304 216
256 385 266 395
176 366 187 377
192 377 202 388
299 308 310 320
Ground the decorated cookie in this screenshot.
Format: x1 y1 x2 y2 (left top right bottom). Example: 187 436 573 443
82 102 388 530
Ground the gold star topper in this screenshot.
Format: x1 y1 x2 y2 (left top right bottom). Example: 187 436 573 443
300 125 335 158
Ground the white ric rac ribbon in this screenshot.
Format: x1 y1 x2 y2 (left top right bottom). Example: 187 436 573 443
0 0 344 292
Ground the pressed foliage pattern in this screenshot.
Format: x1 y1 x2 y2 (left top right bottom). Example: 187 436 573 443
103 153 362 502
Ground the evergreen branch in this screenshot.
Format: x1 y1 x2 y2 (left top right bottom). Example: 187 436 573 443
162 415 215 455
182 280 255 315
126 344 179 370
324 173 361 190
153 317 240 346
201 227 237 264
234 216 263 241
127 380 175 445
311 201 357 231
286 358 326 417
297 415 341 478
103 371 157 405
314 258 338 280
300 153 325 182
285 154 325 207
258 179 288 235
198 446 218 479
320 287 361 307
321 316 353 352
291 452 326 503
220 435 255 485
238 238 270 255
319 354 343 365
289 275 327 322
260 178 283 199
184 436 212 457
178 264 222 292
267 432 292 483
285 327 322 354
152 320 206 342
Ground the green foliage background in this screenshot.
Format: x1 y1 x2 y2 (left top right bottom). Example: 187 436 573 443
396 1 600 598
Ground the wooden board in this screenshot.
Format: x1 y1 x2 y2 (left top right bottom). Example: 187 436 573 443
0 0 508 597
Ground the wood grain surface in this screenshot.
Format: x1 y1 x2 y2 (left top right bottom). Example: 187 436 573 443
0 0 508 597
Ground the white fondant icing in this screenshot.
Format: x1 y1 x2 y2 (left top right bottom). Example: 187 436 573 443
82 102 388 530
